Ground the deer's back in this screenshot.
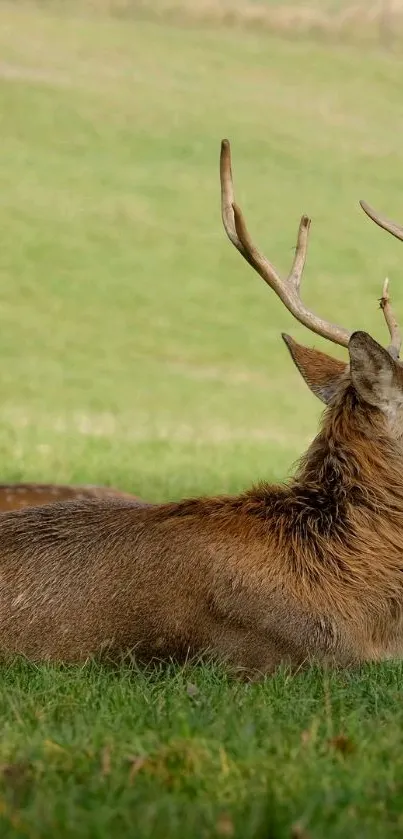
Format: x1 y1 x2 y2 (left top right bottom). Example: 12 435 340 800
0 496 365 672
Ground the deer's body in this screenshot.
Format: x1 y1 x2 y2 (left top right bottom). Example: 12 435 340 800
1 374 403 675
0 483 144 511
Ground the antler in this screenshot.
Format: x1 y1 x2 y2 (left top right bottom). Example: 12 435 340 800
220 140 402 357
360 200 403 243
220 139 352 348
380 278 401 359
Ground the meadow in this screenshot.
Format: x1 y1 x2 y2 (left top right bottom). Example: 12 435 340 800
1 2 403 835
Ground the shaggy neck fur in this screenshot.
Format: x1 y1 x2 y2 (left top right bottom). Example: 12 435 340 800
257 383 403 627
293 383 403 525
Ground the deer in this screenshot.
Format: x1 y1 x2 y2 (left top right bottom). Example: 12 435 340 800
0 482 145 511
0 139 403 679
282 201 403 406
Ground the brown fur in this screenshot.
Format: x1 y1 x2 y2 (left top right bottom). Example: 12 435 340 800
0 331 402 677
0 483 145 511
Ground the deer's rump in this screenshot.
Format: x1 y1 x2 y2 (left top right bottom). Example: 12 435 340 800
0 483 145 511
0 497 221 665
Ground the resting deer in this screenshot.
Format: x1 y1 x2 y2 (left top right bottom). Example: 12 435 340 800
1 140 403 678
0 482 144 511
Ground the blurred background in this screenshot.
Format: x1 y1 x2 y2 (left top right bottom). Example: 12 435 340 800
1 0 403 501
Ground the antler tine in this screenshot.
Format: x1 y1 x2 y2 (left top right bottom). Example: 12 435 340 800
220 139 254 268
289 213 311 292
360 200 403 243
380 278 401 359
220 139 352 348
359 200 403 357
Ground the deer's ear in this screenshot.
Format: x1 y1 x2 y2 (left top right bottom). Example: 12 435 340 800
348 331 399 410
282 333 347 405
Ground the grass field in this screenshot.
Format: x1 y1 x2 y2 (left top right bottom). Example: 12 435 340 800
1 2 403 836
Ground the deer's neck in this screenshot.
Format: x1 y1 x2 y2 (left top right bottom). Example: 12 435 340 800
291 388 403 534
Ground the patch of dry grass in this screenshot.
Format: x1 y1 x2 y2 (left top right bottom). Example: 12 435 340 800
20 0 403 43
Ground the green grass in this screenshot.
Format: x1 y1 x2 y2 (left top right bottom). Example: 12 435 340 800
2 659 403 838
1 3 403 836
